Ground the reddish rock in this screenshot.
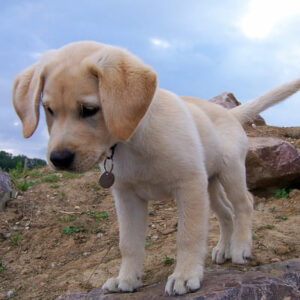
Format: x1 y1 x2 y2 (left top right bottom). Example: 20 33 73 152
57 259 300 300
209 92 266 125
246 137 300 190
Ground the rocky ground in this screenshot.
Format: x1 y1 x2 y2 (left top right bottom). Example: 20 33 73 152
0 125 300 300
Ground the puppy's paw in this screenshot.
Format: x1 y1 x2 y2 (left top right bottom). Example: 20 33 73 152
165 272 202 295
212 241 231 264
231 242 252 264
102 276 141 293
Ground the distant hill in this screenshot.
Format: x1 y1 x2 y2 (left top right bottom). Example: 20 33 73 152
0 150 47 171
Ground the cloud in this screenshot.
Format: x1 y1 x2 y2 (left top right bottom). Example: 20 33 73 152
150 38 171 49
238 0 300 39
29 51 45 60
2 148 19 156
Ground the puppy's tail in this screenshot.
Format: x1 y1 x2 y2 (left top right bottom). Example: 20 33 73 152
231 78 300 124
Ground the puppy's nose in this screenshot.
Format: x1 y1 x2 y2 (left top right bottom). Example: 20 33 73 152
50 150 75 169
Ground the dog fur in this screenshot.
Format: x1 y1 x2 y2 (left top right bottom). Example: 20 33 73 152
12 41 300 295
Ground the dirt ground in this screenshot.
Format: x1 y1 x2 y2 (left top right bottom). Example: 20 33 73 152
0 125 300 300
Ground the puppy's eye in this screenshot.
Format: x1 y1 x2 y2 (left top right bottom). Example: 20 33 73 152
43 104 54 116
80 106 99 118
47 107 54 116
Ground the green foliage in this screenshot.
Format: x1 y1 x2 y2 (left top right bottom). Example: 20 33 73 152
148 210 155 216
50 184 60 189
164 255 175 265
16 181 30 191
10 232 21 245
29 171 41 178
86 210 109 222
9 161 24 180
145 241 152 248
0 259 7 274
256 224 275 231
42 174 60 183
61 226 81 235
57 216 77 223
274 188 290 199
62 172 83 179
275 215 288 221
0 150 46 172
59 191 66 197
8 160 43 191
91 184 100 191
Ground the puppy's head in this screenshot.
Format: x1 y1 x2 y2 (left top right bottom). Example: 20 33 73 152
12 42 157 172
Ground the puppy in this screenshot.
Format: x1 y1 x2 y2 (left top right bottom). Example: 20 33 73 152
12 41 300 295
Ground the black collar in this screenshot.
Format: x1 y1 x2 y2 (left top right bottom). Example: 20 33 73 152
106 144 117 160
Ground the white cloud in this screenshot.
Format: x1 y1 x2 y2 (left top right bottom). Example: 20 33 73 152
13 121 19 127
150 38 171 49
238 0 300 39
2 148 19 156
29 51 45 60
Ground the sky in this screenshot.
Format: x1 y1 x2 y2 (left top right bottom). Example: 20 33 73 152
0 0 300 159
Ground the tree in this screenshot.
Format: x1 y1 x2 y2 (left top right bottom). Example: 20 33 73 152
0 151 46 171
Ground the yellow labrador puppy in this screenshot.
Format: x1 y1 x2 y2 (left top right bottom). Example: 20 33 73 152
12 41 300 295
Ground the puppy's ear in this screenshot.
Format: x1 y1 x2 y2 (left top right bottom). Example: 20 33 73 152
86 47 157 141
12 63 44 138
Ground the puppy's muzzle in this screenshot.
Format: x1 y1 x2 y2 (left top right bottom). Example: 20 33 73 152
50 150 75 170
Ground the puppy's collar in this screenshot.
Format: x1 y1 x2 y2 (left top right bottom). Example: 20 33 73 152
99 144 118 189
106 144 117 160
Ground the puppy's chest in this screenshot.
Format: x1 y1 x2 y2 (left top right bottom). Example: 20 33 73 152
113 153 174 200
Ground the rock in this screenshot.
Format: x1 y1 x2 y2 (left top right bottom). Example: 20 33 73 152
271 258 281 263
246 137 300 190
0 170 14 211
151 235 158 241
295 139 300 148
209 92 266 126
7 290 14 298
57 259 300 300
275 246 289 255
97 233 103 239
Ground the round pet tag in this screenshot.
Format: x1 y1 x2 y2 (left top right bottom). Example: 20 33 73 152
99 171 115 188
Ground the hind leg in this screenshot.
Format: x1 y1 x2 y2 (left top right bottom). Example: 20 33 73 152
219 162 253 264
209 177 234 264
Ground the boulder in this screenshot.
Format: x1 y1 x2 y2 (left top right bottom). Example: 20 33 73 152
246 137 300 190
209 92 266 125
0 170 13 211
57 259 300 299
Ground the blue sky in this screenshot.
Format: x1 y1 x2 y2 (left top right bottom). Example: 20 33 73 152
0 0 300 159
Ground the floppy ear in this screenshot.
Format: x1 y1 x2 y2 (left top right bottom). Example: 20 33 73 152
86 47 157 141
12 63 44 138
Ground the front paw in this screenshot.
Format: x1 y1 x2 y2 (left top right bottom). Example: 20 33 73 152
165 271 203 295
102 276 141 293
212 240 231 264
231 241 252 264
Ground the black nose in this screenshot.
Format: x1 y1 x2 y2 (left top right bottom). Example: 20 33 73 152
50 150 75 169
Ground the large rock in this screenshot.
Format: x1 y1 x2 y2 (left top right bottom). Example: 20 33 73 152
0 170 13 211
209 92 266 125
246 137 300 190
57 259 300 299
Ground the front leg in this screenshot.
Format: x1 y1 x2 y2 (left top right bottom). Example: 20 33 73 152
102 187 148 293
165 177 209 295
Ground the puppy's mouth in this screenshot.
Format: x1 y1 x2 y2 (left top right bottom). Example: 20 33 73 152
48 147 112 174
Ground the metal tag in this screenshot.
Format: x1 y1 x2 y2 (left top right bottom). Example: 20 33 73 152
99 171 115 189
